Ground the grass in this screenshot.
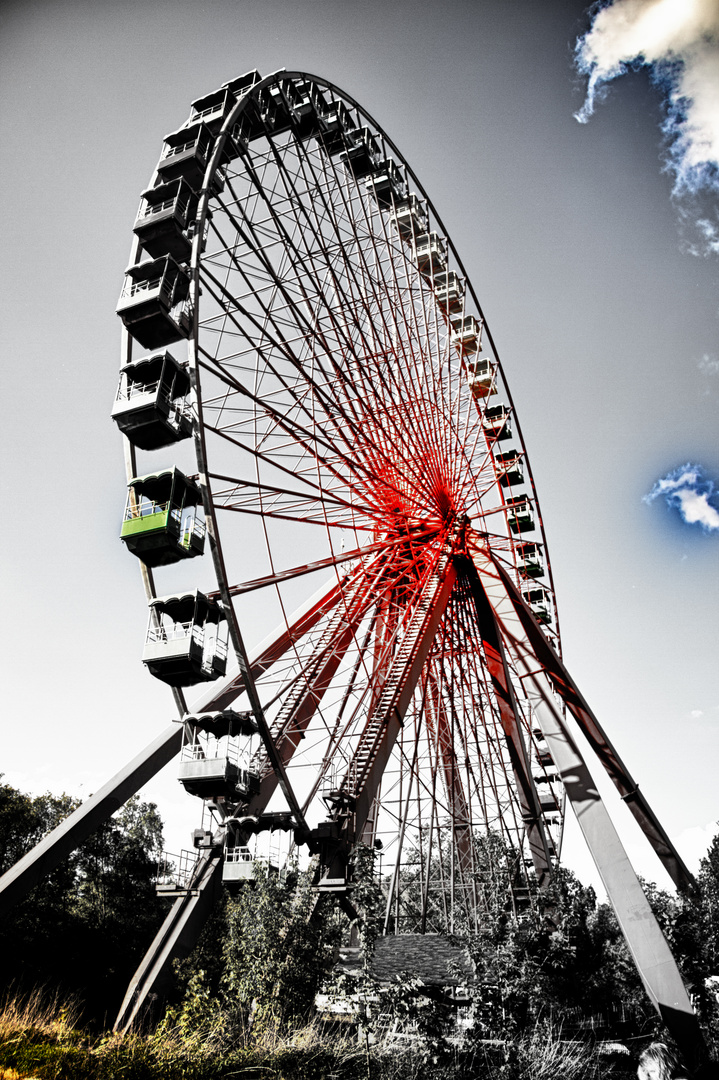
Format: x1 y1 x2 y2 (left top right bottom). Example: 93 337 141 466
0 991 360 1080
0 990 636 1080
504 1023 608 1080
0 987 83 1043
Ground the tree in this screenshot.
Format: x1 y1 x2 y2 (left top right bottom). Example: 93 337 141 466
0 782 80 876
219 861 344 1031
466 853 649 1039
0 781 168 1025
638 835 719 1049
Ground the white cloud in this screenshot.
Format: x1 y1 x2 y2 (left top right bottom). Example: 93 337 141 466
699 352 719 373
575 0 719 250
674 486 719 528
695 216 719 253
644 462 719 531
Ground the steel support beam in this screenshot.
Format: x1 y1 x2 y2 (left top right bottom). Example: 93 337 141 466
461 556 553 887
342 546 458 843
424 668 479 931
488 554 694 892
114 848 224 1031
0 723 184 915
468 538 707 1070
425 670 475 882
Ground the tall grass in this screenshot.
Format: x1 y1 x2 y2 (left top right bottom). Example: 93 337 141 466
0 989 361 1080
510 1023 603 1080
0 990 632 1080
0 986 82 1043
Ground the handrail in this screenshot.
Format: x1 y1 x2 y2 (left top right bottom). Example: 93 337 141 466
114 379 193 419
181 518 206 545
155 848 200 889
124 498 170 521
181 740 250 769
162 137 200 160
123 503 203 530
191 102 225 121
146 621 202 645
116 377 161 400
139 197 177 219
123 275 167 299
225 846 252 863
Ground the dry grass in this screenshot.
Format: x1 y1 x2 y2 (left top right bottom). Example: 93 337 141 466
0 989 621 1080
0 986 82 1042
510 1022 603 1080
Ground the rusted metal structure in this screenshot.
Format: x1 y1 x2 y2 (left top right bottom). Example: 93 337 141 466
0 70 707 1069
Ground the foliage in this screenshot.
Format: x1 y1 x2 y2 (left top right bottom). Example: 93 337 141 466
0 988 636 1080
320 845 460 1069
466 853 650 1039
468 1020 606 1080
165 859 345 1046
4 771 719 1070
637 834 719 1051
0 780 168 1025
349 843 384 960
220 861 343 1028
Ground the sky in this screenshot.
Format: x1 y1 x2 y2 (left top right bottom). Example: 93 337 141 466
1 0 717 898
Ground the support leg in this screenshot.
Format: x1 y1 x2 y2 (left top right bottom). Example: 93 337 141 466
0 723 183 915
114 848 223 1031
462 557 553 887
468 537 707 1070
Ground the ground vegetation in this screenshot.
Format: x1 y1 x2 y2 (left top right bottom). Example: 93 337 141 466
1 781 718 1077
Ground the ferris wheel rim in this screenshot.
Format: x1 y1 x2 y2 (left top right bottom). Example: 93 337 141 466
184 68 561 652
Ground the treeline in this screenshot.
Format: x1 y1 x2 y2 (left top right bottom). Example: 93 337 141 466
1 777 719 1070
173 834 719 1050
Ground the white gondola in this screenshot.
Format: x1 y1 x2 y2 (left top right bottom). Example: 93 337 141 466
222 845 255 884
482 403 511 439
452 315 481 355
433 270 464 313
414 231 447 276
111 351 192 450
516 541 544 579
521 584 551 624
507 495 534 534
389 193 428 241
142 591 228 686
467 356 496 397
495 451 524 488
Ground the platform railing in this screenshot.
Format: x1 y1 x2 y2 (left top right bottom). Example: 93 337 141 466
224 845 252 864
123 274 168 299
155 848 200 890
162 137 200 160
124 497 171 521
139 196 178 219
146 621 202 646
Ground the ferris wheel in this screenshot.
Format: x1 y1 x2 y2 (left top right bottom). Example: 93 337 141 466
108 68 698 1035
0 69 703 1057
113 67 566 925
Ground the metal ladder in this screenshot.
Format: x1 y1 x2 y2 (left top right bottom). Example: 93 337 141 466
339 541 456 800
